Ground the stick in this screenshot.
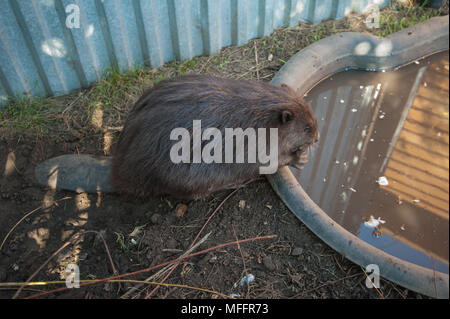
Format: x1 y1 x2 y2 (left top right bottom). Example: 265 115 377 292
25 235 276 299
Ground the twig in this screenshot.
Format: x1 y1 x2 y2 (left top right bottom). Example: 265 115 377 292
0 206 42 253
360 266 384 299
142 180 256 298
254 42 260 81
1 197 73 253
13 230 118 299
291 273 360 298
25 235 276 299
122 232 211 299
232 224 250 298
2 279 232 299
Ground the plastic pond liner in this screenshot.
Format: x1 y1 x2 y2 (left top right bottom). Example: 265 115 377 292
268 15 449 298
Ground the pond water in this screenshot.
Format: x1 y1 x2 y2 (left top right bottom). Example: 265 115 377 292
295 51 449 274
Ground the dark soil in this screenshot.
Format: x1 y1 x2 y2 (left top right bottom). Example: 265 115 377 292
0 136 424 299
1 5 443 299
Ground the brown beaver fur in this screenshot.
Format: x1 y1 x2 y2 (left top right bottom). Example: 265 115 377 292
111 75 318 199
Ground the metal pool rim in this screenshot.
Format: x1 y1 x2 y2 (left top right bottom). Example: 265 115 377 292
268 15 449 299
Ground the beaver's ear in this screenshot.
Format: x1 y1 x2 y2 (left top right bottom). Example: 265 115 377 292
281 110 293 124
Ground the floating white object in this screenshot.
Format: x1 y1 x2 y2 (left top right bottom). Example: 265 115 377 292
364 215 386 228
377 176 389 186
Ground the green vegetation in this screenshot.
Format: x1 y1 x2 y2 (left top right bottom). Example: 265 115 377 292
375 4 441 37
0 95 63 136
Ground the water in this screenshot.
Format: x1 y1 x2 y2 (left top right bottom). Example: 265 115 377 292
295 51 449 274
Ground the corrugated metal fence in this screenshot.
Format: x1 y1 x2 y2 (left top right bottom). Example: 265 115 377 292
0 0 388 106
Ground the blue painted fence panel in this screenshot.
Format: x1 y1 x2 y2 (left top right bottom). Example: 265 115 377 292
0 0 388 106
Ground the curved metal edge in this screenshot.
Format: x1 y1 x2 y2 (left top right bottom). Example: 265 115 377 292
274 15 449 94
268 16 449 299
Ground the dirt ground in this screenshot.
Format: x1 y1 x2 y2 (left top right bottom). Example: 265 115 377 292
0 5 445 299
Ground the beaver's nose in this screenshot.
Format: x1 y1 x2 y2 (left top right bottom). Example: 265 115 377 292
314 132 320 143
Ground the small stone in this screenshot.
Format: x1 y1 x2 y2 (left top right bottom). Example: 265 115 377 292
238 200 246 210
208 255 218 264
150 213 162 224
291 247 304 256
263 256 276 271
166 238 177 249
79 252 88 260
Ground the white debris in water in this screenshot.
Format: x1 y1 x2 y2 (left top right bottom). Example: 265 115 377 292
424 82 428 87
357 141 363 151
335 160 340 164
413 199 421 203
351 108 358 112
340 99 345 104
370 138 374 142
364 215 386 228
437 132 441 137
349 187 357 193
379 114 385 119
323 177 327 182
323 96 327 99
400 225 406 231
377 176 389 186
359 85 364 89
414 60 420 64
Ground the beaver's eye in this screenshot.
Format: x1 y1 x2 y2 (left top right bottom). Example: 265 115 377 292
304 125 312 133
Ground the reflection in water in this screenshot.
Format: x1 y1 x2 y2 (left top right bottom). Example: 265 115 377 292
294 51 449 274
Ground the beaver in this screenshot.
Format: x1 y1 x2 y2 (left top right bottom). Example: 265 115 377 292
35 75 318 199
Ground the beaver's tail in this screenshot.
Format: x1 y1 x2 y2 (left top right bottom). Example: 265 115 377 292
35 154 114 193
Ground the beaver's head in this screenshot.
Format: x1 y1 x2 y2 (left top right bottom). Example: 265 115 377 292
276 84 319 170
